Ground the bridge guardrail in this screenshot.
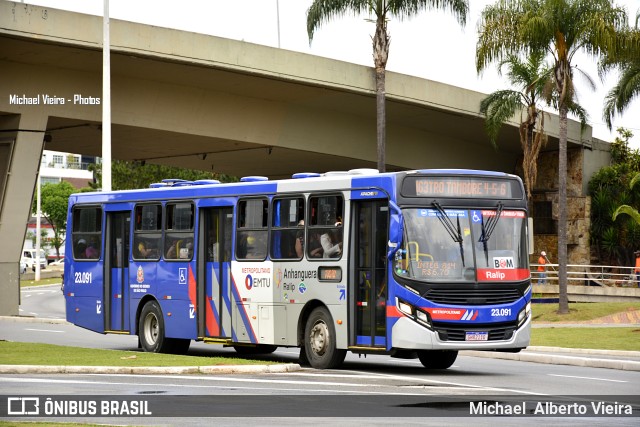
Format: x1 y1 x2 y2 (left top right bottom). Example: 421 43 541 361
531 264 639 288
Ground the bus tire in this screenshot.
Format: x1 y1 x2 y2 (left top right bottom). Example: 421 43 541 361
298 346 310 367
417 350 458 369
233 344 277 355
304 307 346 369
139 300 170 353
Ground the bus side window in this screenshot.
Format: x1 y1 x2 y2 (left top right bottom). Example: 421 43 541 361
133 204 161 261
72 206 103 261
237 198 268 261
309 195 343 260
270 197 304 260
164 202 195 261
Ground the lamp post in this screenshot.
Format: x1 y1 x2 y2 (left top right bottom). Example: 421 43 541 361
35 170 41 281
102 0 112 191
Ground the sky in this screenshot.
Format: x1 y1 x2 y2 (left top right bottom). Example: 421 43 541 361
17 0 640 149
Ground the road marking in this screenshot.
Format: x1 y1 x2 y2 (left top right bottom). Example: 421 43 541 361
0 377 424 395
94 374 375 387
24 328 65 333
547 374 627 383
341 370 549 396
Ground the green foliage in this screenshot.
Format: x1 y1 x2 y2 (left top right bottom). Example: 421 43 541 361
476 0 630 313
89 160 236 191
602 18 640 129
589 129 640 266
32 181 76 258
478 52 554 199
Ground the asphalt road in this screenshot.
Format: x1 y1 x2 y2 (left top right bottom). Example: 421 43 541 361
2 284 638 425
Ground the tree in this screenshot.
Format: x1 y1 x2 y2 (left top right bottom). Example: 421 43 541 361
603 13 640 129
589 128 640 267
476 0 628 314
479 52 553 200
33 181 76 261
88 160 236 191
306 0 468 172
612 172 640 225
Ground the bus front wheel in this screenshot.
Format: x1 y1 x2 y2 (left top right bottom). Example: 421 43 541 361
417 350 458 369
303 307 346 369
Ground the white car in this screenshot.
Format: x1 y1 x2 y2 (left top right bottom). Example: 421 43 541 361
22 249 47 271
19 259 27 274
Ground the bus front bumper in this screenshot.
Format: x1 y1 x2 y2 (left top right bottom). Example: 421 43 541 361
391 315 531 351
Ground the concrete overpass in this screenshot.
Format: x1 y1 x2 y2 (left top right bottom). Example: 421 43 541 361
0 1 597 315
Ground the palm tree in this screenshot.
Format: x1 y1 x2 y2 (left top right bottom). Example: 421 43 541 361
306 0 468 172
476 0 628 314
603 13 640 129
613 172 640 225
479 52 553 200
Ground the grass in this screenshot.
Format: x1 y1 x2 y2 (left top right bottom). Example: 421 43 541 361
532 302 640 323
20 277 62 288
531 327 640 351
0 342 272 367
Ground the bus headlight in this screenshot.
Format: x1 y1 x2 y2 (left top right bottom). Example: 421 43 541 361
518 302 531 326
398 299 413 316
415 309 433 329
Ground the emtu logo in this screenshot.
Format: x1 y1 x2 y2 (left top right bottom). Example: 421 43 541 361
245 275 253 290
7 397 40 415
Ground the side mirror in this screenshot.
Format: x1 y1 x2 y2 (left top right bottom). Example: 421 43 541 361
387 201 403 260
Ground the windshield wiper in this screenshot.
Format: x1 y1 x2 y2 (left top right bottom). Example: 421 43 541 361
479 202 503 243
432 202 465 266
479 202 504 265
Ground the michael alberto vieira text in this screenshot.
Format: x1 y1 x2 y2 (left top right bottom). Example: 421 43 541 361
470 400 633 416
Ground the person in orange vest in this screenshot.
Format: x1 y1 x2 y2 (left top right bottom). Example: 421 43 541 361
537 251 547 284
635 250 640 288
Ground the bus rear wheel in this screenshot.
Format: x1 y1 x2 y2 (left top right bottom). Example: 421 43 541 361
303 307 346 369
139 300 190 354
417 350 458 369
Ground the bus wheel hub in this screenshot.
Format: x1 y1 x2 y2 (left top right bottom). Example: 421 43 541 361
310 321 328 356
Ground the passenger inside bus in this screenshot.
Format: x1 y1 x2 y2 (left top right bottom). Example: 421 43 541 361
321 222 343 258
295 220 305 258
75 239 87 259
166 239 193 259
85 240 100 259
137 240 157 259
307 231 323 258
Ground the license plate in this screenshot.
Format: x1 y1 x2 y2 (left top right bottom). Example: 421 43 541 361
465 331 488 341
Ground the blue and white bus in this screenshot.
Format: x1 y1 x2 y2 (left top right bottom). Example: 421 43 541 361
64 169 531 369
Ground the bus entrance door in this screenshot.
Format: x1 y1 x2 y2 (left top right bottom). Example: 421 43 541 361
351 200 388 348
104 210 131 332
197 207 233 340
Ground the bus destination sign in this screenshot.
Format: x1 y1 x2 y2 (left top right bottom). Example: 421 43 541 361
404 177 518 199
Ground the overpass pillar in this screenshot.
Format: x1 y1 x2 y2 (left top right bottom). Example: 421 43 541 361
0 113 47 316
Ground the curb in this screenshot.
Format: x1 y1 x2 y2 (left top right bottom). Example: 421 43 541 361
0 316 68 324
0 363 302 375
462 350 640 371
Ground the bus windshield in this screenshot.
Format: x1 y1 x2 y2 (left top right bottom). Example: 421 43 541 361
396 208 528 283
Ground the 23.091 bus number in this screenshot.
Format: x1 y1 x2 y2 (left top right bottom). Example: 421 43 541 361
74 272 92 284
491 308 511 317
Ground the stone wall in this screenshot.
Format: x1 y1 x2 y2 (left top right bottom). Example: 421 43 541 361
526 147 591 266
